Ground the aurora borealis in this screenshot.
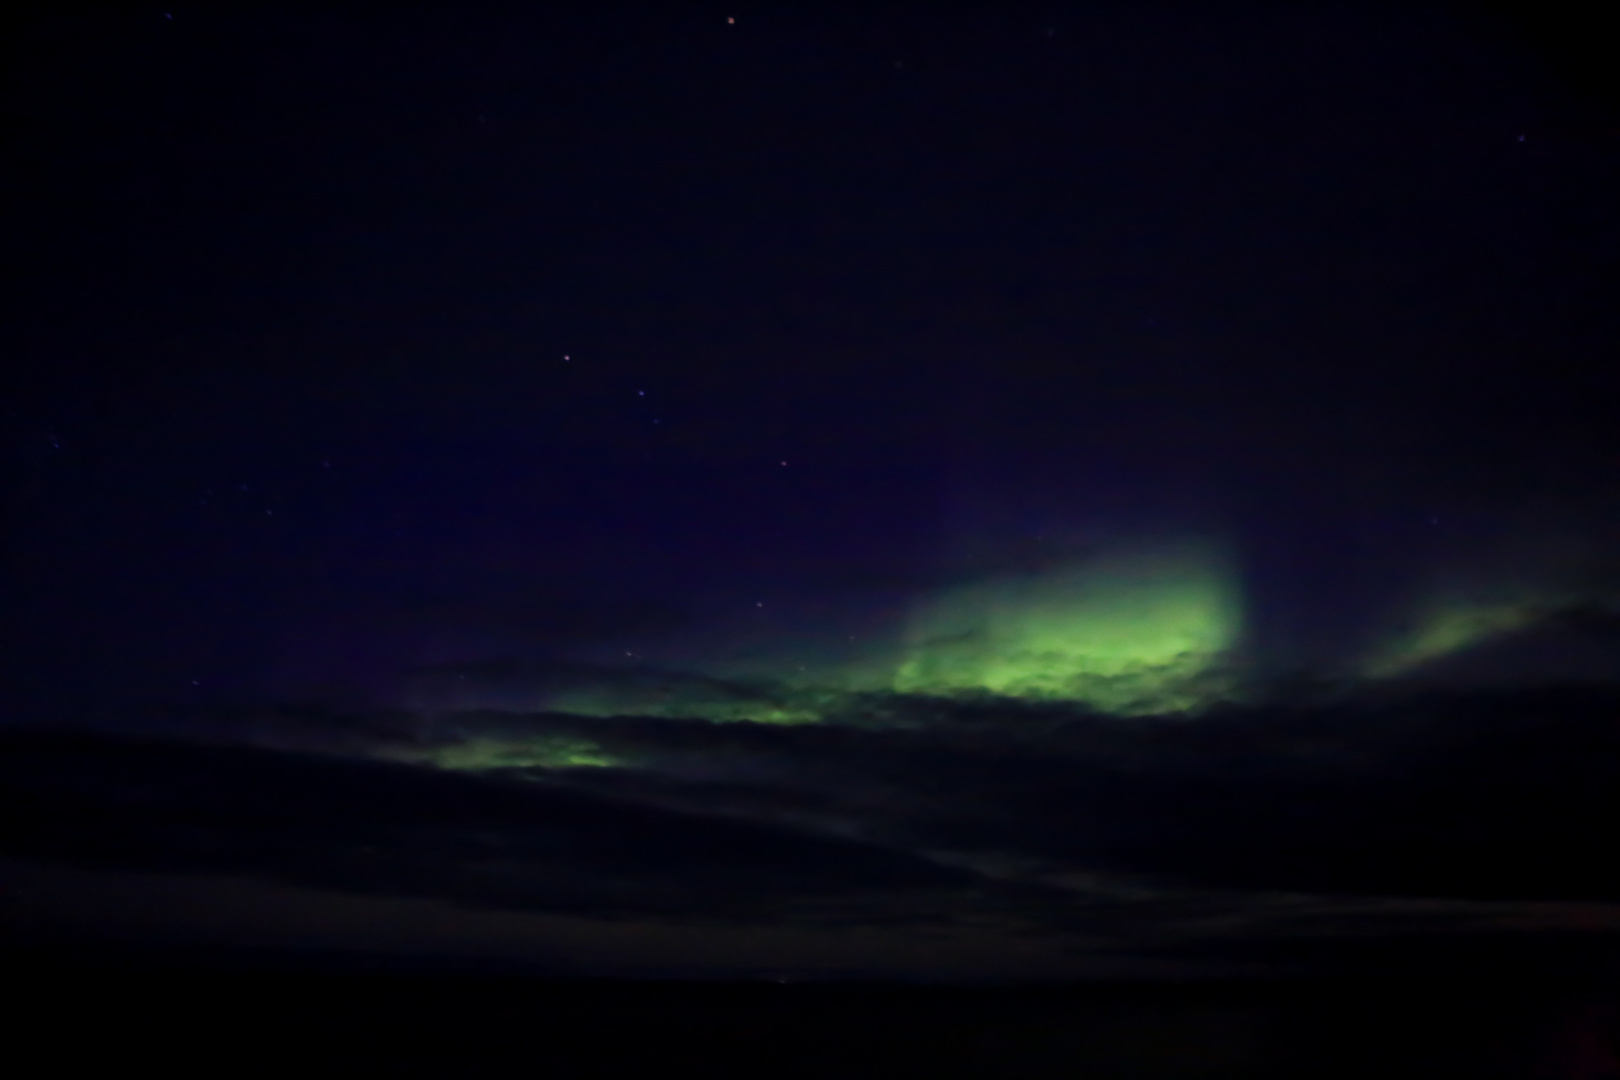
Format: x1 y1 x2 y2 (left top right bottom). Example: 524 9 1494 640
3 7 1620 1040
385 527 1620 737
890 542 1242 710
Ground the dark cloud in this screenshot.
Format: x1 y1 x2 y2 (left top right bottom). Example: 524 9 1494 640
431 686 1620 906
0 729 979 923
7 682 1620 979
63 682 1620 902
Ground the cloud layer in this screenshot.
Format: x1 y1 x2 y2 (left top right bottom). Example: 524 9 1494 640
9 667 1620 979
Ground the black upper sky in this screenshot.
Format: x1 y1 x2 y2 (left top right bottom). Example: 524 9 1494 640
6 3 1618 709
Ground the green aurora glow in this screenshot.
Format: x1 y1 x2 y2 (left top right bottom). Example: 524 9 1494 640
398 543 1254 748
393 538 1620 770
890 544 1245 714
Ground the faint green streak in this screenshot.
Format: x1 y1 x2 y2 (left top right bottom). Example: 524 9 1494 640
413 735 618 770
1362 601 1540 679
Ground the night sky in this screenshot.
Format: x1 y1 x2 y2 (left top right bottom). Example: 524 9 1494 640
4 3 1620 998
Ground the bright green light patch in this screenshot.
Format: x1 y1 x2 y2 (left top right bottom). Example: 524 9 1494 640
399 735 619 770
891 545 1242 714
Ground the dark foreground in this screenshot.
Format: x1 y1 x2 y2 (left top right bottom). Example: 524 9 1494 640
8 946 1617 1078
